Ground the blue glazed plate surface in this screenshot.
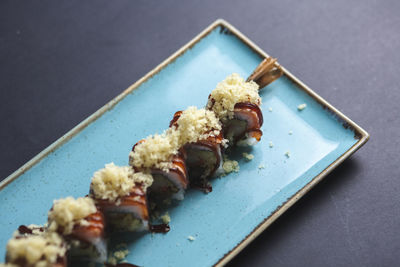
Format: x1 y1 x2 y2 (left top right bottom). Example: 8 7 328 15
0 22 365 267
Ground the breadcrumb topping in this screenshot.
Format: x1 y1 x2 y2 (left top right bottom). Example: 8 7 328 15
6 232 66 266
173 106 223 145
91 163 153 202
91 163 135 201
207 73 261 121
48 197 97 235
129 129 180 172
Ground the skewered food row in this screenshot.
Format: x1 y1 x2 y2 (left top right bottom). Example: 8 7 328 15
1 58 282 267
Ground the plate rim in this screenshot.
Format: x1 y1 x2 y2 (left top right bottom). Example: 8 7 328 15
0 18 369 266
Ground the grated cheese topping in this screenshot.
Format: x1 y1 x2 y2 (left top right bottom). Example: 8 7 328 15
129 128 180 172
207 73 261 121
173 106 223 145
6 232 66 266
48 197 97 235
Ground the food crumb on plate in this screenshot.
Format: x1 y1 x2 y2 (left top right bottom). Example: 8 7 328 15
107 243 129 265
288 131 293 135
258 164 265 169
242 152 254 161
297 103 307 111
187 235 196 241
269 141 274 148
268 107 273 112
285 151 291 158
161 212 171 224
223 159 240 173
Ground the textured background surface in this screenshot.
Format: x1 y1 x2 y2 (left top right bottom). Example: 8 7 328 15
0 1 399 266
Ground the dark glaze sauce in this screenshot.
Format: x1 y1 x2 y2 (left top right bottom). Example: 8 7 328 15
18 225 33 234
234 102 263 126
149 223 170 233
18 225 45 235
192 182 213 193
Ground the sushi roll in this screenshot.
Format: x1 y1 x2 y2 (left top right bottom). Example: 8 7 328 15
90 163 154 232
207 73 264 146
169 107 226 192
129 129 189 202
47 197 106 264
4 226 67 267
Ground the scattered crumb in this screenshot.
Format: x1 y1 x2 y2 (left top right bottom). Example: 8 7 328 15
188 235 196 241
161 212 171 224
223 159 240 173
108 244 129 265
285 151 291 158
258 164 265 169
114 250 129 260
242 152 254 161
297 103 307 111
269 141 274 148
268 107 273 112
288 131 293 135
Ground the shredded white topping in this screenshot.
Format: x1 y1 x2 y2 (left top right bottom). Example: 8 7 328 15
207 73 261 121
173 106 222 145
6 232 65 266
48 197 97 235
91 163 153 202
129 128 180 172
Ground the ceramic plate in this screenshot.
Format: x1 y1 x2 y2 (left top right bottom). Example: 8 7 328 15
0 19 369 267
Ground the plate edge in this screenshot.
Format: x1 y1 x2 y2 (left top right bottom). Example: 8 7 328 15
0 19 224 190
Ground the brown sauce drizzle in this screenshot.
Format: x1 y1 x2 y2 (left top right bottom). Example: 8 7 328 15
18 225 33 235
234 102 263 126
192 182 213 193
149 223 170 233
18 225 45 235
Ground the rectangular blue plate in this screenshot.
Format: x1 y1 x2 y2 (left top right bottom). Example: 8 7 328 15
0 20 368 267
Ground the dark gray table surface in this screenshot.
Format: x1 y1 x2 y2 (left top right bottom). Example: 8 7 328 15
1 1 399 266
